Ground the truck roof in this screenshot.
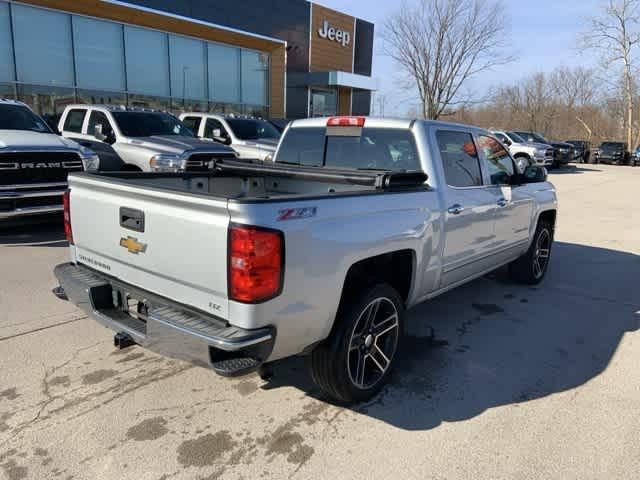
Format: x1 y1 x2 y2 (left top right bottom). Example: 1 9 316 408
288 116 487 133
62 104 167 113
0 98 29 107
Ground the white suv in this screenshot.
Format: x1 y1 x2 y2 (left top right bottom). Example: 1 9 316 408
490 130 554 172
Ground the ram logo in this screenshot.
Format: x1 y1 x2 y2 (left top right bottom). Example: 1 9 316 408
0 161 82 170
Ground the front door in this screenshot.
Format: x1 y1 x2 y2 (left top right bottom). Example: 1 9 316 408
476 135 534 252
436 129 498 288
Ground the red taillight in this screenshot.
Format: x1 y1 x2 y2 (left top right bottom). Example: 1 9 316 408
326 116 366 127
63 190 73 245
228 224 284 303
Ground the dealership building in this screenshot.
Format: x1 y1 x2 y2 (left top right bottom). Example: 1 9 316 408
0 0 376 122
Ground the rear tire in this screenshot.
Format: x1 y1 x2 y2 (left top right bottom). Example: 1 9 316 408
509 220 553 285
310 283 404 404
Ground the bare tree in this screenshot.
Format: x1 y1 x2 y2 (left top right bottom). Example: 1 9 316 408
582 0 640 147
383 0 513 120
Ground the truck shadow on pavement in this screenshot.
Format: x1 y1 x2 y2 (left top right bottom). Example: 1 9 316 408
266 241 640 430
0 217 67 248
549 165 602 174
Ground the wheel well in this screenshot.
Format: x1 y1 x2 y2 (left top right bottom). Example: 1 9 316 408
340 250 414 308
538 210 557 231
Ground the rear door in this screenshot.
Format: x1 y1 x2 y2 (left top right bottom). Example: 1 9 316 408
69 175 232 319
435 129 499 288
477 134 534 251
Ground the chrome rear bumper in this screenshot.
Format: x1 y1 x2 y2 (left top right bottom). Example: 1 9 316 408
53 262 275 371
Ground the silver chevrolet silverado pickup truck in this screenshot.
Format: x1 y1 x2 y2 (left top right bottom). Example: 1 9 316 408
54 116 557 404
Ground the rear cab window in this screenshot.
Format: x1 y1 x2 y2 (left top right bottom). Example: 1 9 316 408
63 109 87 134
275 127 420 171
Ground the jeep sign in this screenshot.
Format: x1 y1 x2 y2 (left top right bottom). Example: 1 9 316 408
318 20 351 47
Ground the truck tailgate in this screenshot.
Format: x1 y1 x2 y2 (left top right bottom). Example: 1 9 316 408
68 175 230 319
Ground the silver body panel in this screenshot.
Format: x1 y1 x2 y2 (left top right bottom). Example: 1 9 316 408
61 118 557 363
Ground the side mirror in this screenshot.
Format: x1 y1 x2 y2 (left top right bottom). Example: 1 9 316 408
503 138 512 146
93 124 107 142
521 165 547 183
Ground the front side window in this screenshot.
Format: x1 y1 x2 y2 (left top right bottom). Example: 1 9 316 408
88 111 113 138
63 109 87 134
478 135 515 185
182 116 202 135
204 119 228 139
0 104 52 133
112 112 193 137
226 119 280 141
436 130 483 187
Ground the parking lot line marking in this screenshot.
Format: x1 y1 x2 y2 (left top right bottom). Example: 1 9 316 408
0 317 86 343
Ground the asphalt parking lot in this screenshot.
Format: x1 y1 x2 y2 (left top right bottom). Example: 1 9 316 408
1 163 639 480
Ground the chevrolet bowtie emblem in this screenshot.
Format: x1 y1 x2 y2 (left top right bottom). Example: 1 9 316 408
119 236 147 254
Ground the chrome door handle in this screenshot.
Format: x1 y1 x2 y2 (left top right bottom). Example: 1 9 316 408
497 198 508 207
448 204 464 215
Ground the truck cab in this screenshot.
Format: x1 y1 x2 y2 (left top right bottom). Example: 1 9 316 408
59 105 237 172
179 113 281 161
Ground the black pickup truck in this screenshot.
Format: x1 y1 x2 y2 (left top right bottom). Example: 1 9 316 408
595 141 630 165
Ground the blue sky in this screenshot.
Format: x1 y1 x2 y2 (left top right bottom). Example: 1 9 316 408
318 0 605 115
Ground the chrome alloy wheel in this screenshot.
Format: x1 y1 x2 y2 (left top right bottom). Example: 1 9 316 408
533 228 551 279
347 297 400 389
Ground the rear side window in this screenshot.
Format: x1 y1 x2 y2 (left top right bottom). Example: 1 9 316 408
275 127 420 171
63 109 87 133
182 116 202 134
436 130 483 187
204 119 229 139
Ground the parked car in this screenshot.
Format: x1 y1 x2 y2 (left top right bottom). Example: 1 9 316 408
0 99 98 221
490 129 554 172
513 131 573 168
565 140 591 163
58 105 237 172
268 118 291 133
630 146 640 166
54 116 557 404
179 113 281 161
595 141 630 165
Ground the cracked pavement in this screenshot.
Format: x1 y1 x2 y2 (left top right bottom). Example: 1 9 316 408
1 164 639 480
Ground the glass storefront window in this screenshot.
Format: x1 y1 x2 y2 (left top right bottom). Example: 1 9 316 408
73 17 125 92
310 89 337 117
0 83 15 100
209 102 243 116
77 89 126 107
128 93 171 112
124 26 170 97
241 50 269 106
208 43 240 104
169 35 207 101
0 2 14 82
12 4 74 87
16 84 76 131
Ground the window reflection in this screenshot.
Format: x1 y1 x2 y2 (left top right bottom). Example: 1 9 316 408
0 2 14 82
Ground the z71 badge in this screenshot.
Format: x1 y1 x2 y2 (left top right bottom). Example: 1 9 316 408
277 207 317 221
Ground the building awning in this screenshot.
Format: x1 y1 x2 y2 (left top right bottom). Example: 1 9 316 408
288 71 378 91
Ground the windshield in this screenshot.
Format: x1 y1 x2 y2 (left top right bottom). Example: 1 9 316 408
506 131 526 143
514 131 547 143
600 142 624 148
226 119 280 141
112 112 193 137
0 104 52 133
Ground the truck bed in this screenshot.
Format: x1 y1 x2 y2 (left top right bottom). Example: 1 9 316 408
74 159 429 203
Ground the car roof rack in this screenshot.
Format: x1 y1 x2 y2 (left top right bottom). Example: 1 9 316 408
213 158 428 190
